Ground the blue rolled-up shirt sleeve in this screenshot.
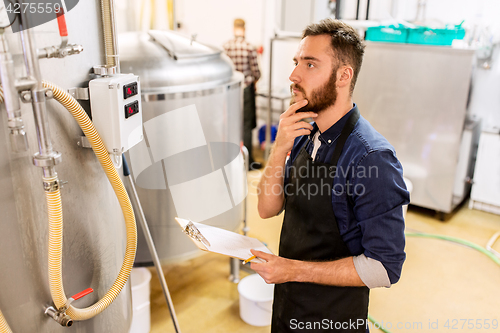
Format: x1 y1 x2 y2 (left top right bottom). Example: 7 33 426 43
350 149 409 284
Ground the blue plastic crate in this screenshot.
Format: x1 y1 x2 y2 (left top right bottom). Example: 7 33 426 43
365 25 409 43
407 26 466 46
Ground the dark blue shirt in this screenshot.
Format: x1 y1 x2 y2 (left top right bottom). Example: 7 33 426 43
284 105 409 284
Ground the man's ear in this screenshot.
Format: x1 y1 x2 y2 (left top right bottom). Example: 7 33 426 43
337 66 353 88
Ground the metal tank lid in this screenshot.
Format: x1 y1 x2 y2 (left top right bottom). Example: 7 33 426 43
147 30 221 59
119 30 235 93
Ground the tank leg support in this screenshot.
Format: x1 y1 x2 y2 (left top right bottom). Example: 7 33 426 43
122 155 182 333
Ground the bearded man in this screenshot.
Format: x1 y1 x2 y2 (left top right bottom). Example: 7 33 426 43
252 19 410 333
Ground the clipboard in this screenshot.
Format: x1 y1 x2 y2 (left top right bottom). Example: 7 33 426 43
175 217 272 263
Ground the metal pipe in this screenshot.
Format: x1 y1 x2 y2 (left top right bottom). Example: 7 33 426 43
122 155 181 333
265 36 274 160
390 0 398 19
19 30 43 90
241 145 249 236
19 24 60 178
0 33 21 119
335 0 342 19
415 0 426 22
366 0 371 20
229 257 240 283
356 0 360 20
229 145 249 283
0 30 28 152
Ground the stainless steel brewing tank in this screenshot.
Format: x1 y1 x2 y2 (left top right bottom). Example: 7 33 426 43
119 31 246 264
0 1 132 331
353 42 474 213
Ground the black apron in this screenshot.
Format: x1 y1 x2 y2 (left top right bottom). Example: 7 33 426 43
272 107 369 332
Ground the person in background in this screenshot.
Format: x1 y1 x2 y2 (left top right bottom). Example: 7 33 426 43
252 19 409 332
223 18 262 170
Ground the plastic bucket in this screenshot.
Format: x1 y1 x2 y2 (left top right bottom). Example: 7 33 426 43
129 267 152 333
403 177 413 219
238 274 274 326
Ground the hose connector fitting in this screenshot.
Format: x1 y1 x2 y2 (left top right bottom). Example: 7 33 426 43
45 288 94 327
43 178 60 192
33 151 62 168
44 306 73 327
9 124 29 153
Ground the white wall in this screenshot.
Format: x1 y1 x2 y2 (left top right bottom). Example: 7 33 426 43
174 0 500 91
116 0 171 32
175 0 298 95
117 0 500 90
115 0 500 133
342 0 394 20
174 0 500 136
176 0 266 48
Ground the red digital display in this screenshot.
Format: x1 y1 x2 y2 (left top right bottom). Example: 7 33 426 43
123 82 138 99
125 101 139 119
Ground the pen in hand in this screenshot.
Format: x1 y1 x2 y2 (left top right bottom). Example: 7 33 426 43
243 255 257 264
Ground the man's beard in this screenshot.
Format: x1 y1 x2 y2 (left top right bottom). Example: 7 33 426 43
290 69 337 113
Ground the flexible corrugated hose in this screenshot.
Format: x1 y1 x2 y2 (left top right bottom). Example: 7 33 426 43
101 0 117 67
41 80 137 321
0 310 13 333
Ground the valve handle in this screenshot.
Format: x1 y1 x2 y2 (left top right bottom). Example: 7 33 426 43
56 8 68 37
71 288 93 301
61 288 94 312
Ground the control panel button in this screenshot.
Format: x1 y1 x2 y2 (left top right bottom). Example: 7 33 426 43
123 82 138 99
125 100 139 119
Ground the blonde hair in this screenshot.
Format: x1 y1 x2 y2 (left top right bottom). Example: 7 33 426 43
234 18 245 29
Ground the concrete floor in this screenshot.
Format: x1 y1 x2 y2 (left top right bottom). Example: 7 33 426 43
149 170 500 333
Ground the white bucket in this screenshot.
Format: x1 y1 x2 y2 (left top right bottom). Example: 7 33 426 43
129 267 152 333
403 177 413 219
238 274 274 326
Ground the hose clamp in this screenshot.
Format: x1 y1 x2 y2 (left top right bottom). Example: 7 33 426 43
32 89 48 102
93 65 117 76
68 87 89 100
43 179 60 192
15 77 37 91
19 88 52 103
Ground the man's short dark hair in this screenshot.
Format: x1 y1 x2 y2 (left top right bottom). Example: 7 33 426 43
302 19 365 94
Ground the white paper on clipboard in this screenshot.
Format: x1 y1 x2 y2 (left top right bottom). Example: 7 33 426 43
175 217 272 263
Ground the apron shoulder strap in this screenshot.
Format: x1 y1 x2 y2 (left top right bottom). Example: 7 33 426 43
329 106 360 167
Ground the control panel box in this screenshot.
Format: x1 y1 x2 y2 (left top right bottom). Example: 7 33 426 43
89 73 143 155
